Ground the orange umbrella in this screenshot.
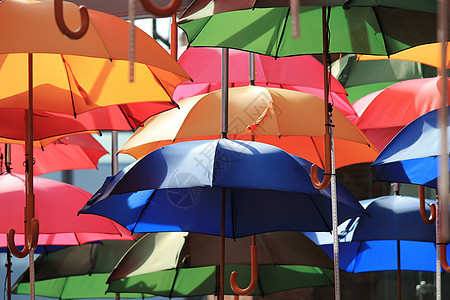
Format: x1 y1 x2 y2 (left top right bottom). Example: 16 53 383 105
119 86 379 169
357 43 450 69
0 134 108 176
0 0 190 286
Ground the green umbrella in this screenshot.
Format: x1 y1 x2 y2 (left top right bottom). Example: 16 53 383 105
331 54 437 103
106 232 334 297
178 6 441 58
12 240 152 299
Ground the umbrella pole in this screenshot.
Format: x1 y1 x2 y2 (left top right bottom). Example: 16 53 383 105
397 240 402 300
171 14 178 59
220 188 226 300
112 131 119 175
221 48 229 139
6 248 11 300
436 193 442 300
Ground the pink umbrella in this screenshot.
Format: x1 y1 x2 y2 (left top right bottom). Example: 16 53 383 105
174 47 358 121
0 133 108 175
353 76 450 151
0 172 133 247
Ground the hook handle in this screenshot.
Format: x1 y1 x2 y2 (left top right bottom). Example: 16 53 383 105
54 0 90 40
230 235 258 296
311 131 332 190
440 244 450 272
419 185 436 224
7 218 39 258
139 0 182 17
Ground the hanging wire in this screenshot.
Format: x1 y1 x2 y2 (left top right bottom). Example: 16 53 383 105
129 0 136 83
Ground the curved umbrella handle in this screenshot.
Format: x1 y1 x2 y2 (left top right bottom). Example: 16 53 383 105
311 131 332 190
7 218 39 258
139 0 182 17
419 185 436 224
440 244 450 272
230 235 258 296
54 0 90 40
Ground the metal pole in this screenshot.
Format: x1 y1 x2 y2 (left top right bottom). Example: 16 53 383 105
6 249 11 300
221 48 229 139
249 52 255 86
220 188 226 300
436 194 442 300
112 131 119 175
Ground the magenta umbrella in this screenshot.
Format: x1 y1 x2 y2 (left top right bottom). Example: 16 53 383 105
353 76 450 151
174 47 358 121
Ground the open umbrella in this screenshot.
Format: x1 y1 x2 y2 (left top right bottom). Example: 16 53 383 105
12 239 152 299
0 133 107 175
331 54 437 104
106 231 334 297
174 47 357 119
80 139 365 300
118 86 378 168
353 77 449 150
0 0 190 281
307 195 448 300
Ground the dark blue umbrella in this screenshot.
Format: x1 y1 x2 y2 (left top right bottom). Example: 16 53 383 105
371 107 450 189
305 195 447 299
79 139 365 237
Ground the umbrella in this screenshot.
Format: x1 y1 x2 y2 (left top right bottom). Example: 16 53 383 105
11 239 152 299
80 139 365 300
0 0 190 271
331 54 437 104
306 195 447 300
118 86 378 168
353 77 449 151
0 133 107 175
105 231 334 297
174 47 357 120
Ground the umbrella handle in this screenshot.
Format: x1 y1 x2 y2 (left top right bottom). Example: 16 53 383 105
419 185 436 224
440 244 450 272
7 218 39 258
230 236 258 296
54 0 90 40
139 0 182 17
311 132 332 190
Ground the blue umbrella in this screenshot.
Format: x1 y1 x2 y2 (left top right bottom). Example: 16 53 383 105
79 139 365 299
79 139 365 237
371 107 450 189
305 195 448 299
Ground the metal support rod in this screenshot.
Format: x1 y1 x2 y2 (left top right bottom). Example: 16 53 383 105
249 52 255 85
112 131 119 175
221 48 229 139
220 188 226 300
6 249 11 300
436 193 442 300
171 14 178 59
128 0 136 83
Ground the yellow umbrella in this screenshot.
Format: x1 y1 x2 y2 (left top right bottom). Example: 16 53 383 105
357 43 450 69
119 86 379 169
0 0 190 290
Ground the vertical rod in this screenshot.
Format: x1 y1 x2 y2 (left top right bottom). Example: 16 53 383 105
438 0 449 246
397 240 402 300
5 143 11 172
115 292 120 300
436 193 442 300
128 0 136 83
220 188 226 300
249 52 255 85
6 248 11 300
27 52 36 300
221 48 229 139
171 14 178 59
111 131 119 175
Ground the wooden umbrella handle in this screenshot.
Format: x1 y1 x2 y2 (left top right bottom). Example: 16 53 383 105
230 236 258 296
7 218 39 258
419 185 436 224
54 0 89 40
139 0 182 17
311 131 332 190
440 244 450 272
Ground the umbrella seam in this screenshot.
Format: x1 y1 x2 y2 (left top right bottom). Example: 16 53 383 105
371 8 391 57
59 54 77 117
88 16 113 60
131 192 157 234
309 136 326 169
274 8 291 59
145 65 178 108
310 194 332 232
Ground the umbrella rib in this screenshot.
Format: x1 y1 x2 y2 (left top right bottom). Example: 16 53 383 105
310 195 332 232
274 8 291 59
88 18 113 60
309 136 326 169
352 241 365 273
60 54 78 117
130 192 157 234
371 8 391 56
117 105 140 131
169 268 180 298
145 65 179 108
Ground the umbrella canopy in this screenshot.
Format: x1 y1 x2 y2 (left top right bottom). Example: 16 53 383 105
372 107 450 189
0 172 133 247
174 47 357 119
353 77 450 150
178 5 443 58
80 139 366 237
305 195 444 273
0 133 107 175
357 43 450 69
0 0 190 115
118 86 378 168
106 231 334 297
331 54 437 104
12 239 152 299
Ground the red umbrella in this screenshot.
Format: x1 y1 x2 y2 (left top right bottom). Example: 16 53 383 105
174 47 358 121
0 133 108 175
0 172 133 246
353 76 450 150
